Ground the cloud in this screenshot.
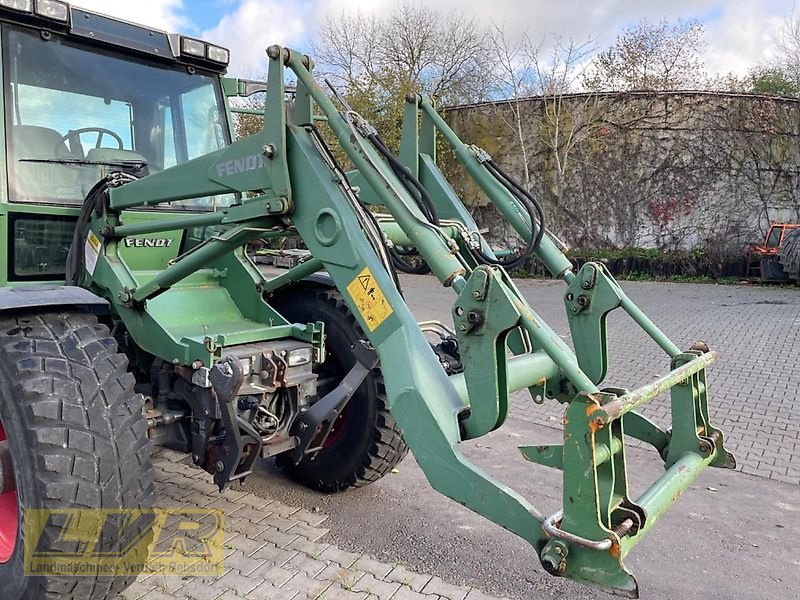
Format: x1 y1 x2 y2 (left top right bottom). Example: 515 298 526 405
315 0 794 78
68 0 189 32
67 0 797 79
703 1 787 76
201 0 314 76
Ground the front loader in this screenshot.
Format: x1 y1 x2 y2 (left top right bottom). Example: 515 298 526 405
0 4 734 600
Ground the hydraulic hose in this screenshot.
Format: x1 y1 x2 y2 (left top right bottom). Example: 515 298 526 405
471 159 547 271
65 178 110 285
367 133 439 226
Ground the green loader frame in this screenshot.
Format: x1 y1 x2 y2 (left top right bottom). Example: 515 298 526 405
0 5 734 599
89 47 734 596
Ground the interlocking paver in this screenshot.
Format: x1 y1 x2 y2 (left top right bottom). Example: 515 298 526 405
181 577 226 600
317 563 365 588
351 555 393 579
391 586 441 600
216 570 262 596
250 581 299 599
224 549 267 576
124 448 509 600
283 572 333 597
385 565 431 592
422 576 470 600
319 545 362 568
317 583 369 600
496 280 800 483
288 536 331 558
250 542 299 566
249 563 296 586
289 521 331 541
225 533 267 557
256 525 300 548
293 507 330 527
285 552 328 577
351 572 401 598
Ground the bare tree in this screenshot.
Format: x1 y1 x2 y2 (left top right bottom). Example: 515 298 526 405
707 95 800 232
584 19 706 91
313 2 494 150
776 12 800 82
487 27 596 231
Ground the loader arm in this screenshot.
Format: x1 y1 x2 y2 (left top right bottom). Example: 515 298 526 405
79 46 734 598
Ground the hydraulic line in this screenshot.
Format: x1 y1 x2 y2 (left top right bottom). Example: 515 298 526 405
66 172 139 285
367 133 439 225
469 159 547 270
304 123 405 294
367 134 439 274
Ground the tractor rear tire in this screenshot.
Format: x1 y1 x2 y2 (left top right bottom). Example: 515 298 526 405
0 312 156 600
273 288 408 492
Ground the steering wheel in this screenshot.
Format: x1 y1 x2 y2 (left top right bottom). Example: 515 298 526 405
56 127 124 157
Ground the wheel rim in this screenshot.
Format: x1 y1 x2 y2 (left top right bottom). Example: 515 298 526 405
323 405 351 449
316 345 355 450
0 421 18 563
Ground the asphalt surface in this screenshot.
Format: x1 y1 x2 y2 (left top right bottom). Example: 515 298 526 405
241 273 800 600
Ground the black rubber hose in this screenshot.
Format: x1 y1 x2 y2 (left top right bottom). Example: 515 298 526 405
467 161 540 270
487 159 547 252
302 124 407 295
367 133 439 226
65 178 109 285
388 245 432 274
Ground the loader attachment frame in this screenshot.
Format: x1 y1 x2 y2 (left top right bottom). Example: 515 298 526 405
81 47 734 597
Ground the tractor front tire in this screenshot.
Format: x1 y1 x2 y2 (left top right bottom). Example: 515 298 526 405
0 312 156 600
273 288 408 492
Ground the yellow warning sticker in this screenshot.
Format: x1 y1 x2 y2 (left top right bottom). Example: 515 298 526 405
346 267 394 332
84 230 101 276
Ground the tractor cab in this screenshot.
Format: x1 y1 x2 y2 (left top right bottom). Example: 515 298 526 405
0 2 236 284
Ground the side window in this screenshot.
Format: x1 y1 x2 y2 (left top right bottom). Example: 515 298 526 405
10 214 76 280
766 227 782 248
182 85 225 160
161 100 178 169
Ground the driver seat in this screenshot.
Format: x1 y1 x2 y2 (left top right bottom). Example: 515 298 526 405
10 125 80 202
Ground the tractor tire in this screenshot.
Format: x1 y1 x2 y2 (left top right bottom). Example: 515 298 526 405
0 312 156 600
779 229 800 283
272 288 408 492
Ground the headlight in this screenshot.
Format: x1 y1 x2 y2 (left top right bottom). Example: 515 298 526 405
207 44 230 65
287 347 313 367
0 0 33 12
180 37 205 58
35 0 69 21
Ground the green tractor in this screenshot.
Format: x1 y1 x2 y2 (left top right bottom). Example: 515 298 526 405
0 3 735 600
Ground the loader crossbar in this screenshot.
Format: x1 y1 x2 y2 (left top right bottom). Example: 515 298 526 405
83 46 734 598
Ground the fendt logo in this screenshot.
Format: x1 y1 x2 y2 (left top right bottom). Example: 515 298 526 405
123 238 175 248
215 153 265 178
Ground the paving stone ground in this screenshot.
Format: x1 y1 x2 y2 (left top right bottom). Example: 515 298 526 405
500 279 800 485
118 449 509 600
399 276 800 484
118 278 799 600
402 276 800 484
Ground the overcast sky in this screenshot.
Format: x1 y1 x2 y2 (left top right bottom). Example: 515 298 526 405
69 0 797 78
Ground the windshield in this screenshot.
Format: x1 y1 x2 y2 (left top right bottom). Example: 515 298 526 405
2 24 234 210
